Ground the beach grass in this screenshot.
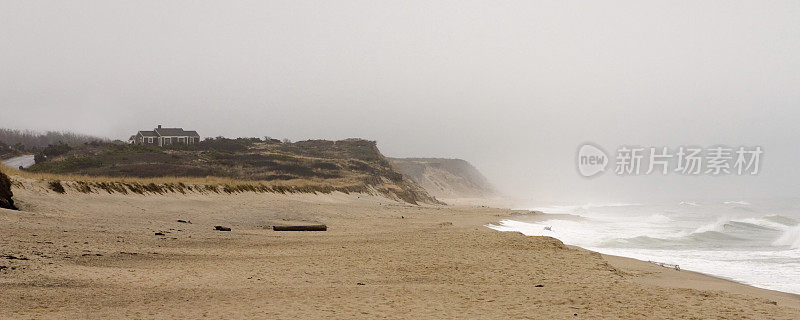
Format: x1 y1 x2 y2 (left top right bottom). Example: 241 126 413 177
0 162 432 203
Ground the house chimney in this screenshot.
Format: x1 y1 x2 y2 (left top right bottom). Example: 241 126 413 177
157 124 162 129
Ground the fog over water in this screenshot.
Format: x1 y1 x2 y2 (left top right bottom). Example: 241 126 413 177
2 1 799 202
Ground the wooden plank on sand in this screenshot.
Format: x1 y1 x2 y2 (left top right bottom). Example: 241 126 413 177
273 225 327 231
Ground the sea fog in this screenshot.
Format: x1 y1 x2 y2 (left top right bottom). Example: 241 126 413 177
490 200 800 294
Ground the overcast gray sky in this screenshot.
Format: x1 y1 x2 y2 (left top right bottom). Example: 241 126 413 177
2 1 799 203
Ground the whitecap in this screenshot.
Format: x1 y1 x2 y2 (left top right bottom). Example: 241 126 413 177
724 200 751 205
773 225 800 249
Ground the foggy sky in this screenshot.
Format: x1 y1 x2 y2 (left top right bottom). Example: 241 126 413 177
2 1 799 203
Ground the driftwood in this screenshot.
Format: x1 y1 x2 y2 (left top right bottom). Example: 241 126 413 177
273 225 327 231
648 260 680 271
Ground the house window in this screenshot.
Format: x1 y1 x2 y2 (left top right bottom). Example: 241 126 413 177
164 137 171 144
178 137 185 144
148 137 153 143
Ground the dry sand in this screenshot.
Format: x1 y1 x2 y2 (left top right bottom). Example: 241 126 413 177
1 178 799 319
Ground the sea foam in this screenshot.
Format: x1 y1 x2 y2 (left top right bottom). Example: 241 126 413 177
774 225 800 249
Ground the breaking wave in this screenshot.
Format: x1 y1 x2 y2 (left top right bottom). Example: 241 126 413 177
774 225 800 249
723 200 751 205
489 206 800 294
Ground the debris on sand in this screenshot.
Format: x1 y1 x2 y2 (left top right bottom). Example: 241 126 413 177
177 219 191 224
214 226 231 231
648 260 681 271
154 232 165 236
2 254 28 260
273 225 327 231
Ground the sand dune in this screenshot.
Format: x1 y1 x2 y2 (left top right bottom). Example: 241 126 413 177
1 177 798 319
390 157 496 199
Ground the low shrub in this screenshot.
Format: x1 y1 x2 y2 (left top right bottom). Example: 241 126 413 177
48 180 66 193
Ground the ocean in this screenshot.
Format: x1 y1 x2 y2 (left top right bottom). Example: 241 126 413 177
489 200 800 294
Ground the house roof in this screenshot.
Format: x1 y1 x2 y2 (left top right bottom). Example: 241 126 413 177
138 131 158 137
154 128 200 137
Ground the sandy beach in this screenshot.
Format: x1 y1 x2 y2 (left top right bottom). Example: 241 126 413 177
1 178 799 319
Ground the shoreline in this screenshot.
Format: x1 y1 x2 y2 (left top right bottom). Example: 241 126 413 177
488 218 800 308
490 210 800 299
2 178 799 318
600 252 800 309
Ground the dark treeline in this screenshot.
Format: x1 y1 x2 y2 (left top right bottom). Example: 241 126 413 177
0 128 108 153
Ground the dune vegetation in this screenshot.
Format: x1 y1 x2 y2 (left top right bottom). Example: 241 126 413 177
4 138 441 205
